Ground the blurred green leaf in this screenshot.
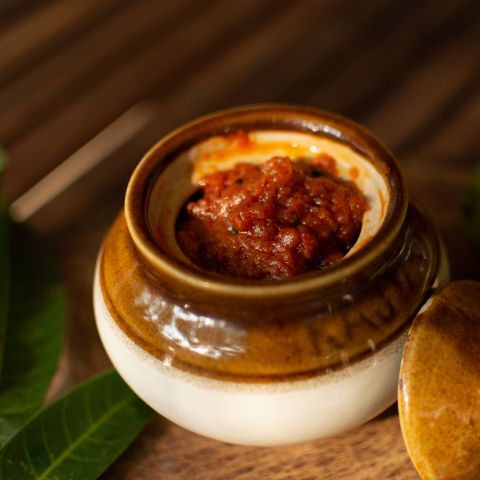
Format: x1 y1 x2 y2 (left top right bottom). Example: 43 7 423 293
0 370 155 480
0 150 9 377
0 222 64 446
0 148 6 175
463 163 480 250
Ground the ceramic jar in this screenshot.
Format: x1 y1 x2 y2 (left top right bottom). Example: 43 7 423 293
93 105 449 446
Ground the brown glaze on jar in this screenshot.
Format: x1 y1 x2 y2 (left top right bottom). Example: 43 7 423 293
99 105 442 383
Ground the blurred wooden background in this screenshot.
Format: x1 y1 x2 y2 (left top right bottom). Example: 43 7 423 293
3 0 480 478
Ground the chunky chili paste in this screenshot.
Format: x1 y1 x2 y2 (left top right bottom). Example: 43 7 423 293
176 156 366 280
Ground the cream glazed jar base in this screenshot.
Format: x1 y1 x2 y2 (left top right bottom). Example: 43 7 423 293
95 255 406 446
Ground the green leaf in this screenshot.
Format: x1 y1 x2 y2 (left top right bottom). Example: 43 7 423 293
0 148 6 175
0 223 64 446
0 164 9 377
0 370 155 480
463 163 480 251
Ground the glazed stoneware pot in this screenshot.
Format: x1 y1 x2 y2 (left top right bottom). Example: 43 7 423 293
93 105 449 446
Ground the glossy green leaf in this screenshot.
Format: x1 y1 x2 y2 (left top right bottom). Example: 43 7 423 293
0 222 64 446
0 370 155 480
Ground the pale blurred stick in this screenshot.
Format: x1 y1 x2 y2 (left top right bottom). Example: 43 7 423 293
9 100 157 223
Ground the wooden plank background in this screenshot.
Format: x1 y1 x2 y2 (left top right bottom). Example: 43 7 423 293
3 0 480 477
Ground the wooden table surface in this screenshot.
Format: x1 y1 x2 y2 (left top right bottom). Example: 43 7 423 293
3 0 480 478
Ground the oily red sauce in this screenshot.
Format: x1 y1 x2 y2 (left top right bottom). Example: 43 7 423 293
176 156 366 280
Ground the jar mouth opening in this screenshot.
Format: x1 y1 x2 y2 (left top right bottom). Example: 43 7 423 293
125 104 408 300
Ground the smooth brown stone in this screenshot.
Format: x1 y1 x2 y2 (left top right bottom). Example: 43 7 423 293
399 280 480 480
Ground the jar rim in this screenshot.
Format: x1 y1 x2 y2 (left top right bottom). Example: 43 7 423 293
125 104 408 300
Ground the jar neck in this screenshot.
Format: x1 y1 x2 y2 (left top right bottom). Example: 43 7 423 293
132 215 407 313
125 104 409 311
